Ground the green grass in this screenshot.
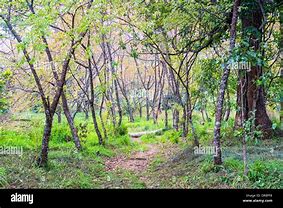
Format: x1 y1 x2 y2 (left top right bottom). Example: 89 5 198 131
0 111 282 189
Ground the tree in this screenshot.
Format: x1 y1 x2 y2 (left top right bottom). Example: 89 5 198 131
213 0 241 165
0 0 94 166
234 0 273 138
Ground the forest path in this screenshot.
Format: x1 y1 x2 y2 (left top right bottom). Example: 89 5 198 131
104 136 160 173
104 133 182 188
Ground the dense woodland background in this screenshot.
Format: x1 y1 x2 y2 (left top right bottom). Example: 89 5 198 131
0 0 282 188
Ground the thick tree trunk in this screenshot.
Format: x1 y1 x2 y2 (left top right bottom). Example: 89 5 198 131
173 109 179 131
37 115 53 167
235 0 272 138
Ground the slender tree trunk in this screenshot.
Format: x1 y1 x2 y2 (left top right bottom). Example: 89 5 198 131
88 36 104 145
182 105 188 137
56 106 62 124
139 103 142 118
240 72 249 175
224 90 231 121
146 91 150 121
205 109 210 122
85 110 89 120
106 42 122 126
90 102 103 145
99 95 108 141
201 109 205 124
126 97 135 122
165 108 168 129
61 92 81 150
213 0 240 165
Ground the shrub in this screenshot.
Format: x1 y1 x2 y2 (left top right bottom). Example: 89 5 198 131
114 124 128 136
161 130 181 144
51 123 71 143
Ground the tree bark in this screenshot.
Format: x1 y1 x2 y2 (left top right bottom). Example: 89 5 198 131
61 92 81 150
213 0 240 165
37 115 53 167
235 0 272 138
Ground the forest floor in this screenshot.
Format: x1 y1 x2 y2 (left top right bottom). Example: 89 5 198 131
0 113 282 189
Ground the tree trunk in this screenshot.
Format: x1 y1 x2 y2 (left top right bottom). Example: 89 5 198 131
182 105 188 137
139 104 142 118
213 0 240 165
90 102 103 145
88 38 104 145
99 95 108 141
173 109 179 131
224 90 231 121
126 97 135 122
56 106 62 124
37 115 53 167
146 91 150 121
235 0 272 138
165 108 168 129
61 92 81 150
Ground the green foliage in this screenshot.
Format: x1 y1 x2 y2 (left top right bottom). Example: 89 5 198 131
248 160 282 188
160 130 181 144
109 135 131 147
0 69 12 113
50 122 72 144
0 128 35 149
114 124 128 136
140 134 156 143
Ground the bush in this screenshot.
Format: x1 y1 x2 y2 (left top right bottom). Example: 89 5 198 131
51 123 71 143
114 124 128 136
